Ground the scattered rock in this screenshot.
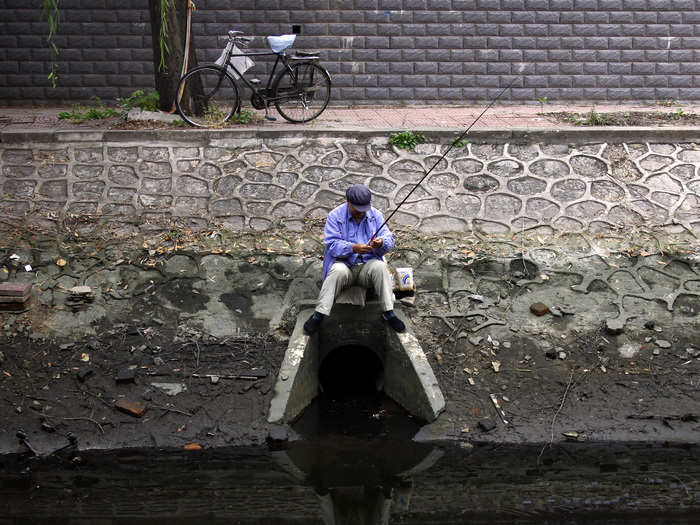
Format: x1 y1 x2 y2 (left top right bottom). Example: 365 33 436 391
549 306 563 317
644 320 655 330
76 368 93 383
558 305 575 315
618 343 640 358
153 356 165 366
530 302 549 316
654 339 672 349
686 347 699 358
502 341 511 349
491 360 501 372
467 294 484 302
468 335 483 346
210 375 220 384
41 421 56 433
0 350 4 364
114 398 147 417
652 348 661 356
605 318 625 335
116 367 136 383
558 351 567 360
562 431 583 442
477 418 497 432
151 382 187 396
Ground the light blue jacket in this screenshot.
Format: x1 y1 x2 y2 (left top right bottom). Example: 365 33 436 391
322 203 394 281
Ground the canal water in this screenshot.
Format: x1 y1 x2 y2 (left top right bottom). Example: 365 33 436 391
0 388 697 523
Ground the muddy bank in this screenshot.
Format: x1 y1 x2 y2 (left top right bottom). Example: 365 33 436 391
0 227 698 456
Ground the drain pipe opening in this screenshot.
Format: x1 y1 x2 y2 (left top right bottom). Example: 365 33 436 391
318 345 384 400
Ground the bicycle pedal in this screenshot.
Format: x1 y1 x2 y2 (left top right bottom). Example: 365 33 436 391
249 78 261 84
264 114 277 121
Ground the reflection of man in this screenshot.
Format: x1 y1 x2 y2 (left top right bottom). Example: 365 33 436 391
304 184 405 335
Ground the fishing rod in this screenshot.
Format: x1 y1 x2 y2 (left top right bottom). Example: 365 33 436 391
371 74 522 239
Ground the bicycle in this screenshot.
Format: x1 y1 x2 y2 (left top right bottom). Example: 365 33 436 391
175 30 332 127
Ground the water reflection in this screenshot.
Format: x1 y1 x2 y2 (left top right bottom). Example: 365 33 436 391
275 393 442 524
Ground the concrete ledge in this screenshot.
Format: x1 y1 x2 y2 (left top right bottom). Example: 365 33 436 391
4 126 700 145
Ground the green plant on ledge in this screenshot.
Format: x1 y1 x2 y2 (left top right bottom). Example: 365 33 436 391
58 98 118 122
570 107 613 126
231 109 254 125
451 136 469 148
117 90 160 115
389 130 425 151
537 96 548 112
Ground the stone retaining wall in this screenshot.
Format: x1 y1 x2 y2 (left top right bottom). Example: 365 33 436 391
1 129 700 234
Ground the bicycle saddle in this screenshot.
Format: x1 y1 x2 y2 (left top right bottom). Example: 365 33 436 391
267 34 296 53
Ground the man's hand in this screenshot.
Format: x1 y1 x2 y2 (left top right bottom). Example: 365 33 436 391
352 243 373 254
369 237 383 249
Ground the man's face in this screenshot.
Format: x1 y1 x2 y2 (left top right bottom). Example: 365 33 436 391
347 202 366 220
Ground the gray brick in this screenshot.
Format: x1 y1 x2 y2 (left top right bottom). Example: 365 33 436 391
329 23 352 35
462 87 489 100
427 0 451 8
354 74 378 86
582 87 607 99
598 49 621 61
512 11 536 24
390 62 413 73
438 62 462 73
390 36 414 48
353 49 377 60
560 63 583 74
475 49 499 61
511 36 537 48
549 25 573 37
366 36 391 48
376 49 401 61
487 62 511 74
560 12 584 24
487 37 512 48
340 87 366 98
584 37 609 49
413 11 438 23
633 12 657 24
525 0 548 7
388 87 413 99
535 62 559 75
426 49 450 61
377 74 400 86
599 0 623 7
630 87 655 99
354 23 378 36
632 37 660 49
452 74 476 86
537 37 561 49
415 36 439 48
646 50 670 62
670 49 693 61
607 88 632 99
438 11 464 23
500 49 523 61
500 24 524 36
609 63 632 74
621 49 645 61
402 49 426 62
535 12 560 24
560 37 585 48
426 23 452 35
464 36 488 48
501 0 525 7
454 0 478 7
548 49 570 61
487 11 511 24
645 76 668 87
622 0 646 7
660 12 684 23
525 76 548 87
524 24 548 36
378 24 402 36
608 37 633 49
669 75 693 87
678 87 700 99
523 49 547 61
582 63 608 75
355 0 379 7
415 62 438 74
598 75 621 87
402 24 426 36
610 12 634 23
414 87 440 99
584 12 609 23
463 62 487 74
403 75 426 87
631 63 654 74
571 76 593 87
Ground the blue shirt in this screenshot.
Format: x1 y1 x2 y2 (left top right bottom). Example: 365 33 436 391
321 203 395 281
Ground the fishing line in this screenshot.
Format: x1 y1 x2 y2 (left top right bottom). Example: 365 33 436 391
371 72 523 239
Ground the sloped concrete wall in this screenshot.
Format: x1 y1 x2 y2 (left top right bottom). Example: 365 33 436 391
1 129 699 234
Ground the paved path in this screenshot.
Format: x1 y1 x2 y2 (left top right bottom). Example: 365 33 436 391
2 103 700 132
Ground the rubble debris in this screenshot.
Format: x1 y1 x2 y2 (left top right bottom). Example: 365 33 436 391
66 286 94 312
477 418 497 432
41 421 56 433
184 443 203 450
489 393 509 425
618 343 640 358
115 398 147 417
605 318 625 335
0 282 32 311
530 302 549 316
468 336 483 346
549 306 563 317
237 369 267 380
562 431 583 442
654 339 672 349
76 368 93 382
644 320 655 330
116 367 136 383
151 382 187 396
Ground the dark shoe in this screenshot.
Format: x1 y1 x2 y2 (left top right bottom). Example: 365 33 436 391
304 312 324 334
382 311 405 333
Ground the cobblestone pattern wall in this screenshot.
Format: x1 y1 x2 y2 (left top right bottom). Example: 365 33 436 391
3 0 700 105
1 133 699 234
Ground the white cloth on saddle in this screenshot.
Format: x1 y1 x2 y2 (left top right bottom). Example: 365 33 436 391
267 34 296 53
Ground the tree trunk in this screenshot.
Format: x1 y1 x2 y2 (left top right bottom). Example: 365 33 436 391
148 0 199 112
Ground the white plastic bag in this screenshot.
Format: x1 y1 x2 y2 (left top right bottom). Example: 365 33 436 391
215 42 254 80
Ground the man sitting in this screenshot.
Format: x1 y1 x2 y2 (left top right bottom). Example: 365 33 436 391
303 184 406 335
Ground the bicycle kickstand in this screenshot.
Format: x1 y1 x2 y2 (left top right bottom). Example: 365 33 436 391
263 104 277 121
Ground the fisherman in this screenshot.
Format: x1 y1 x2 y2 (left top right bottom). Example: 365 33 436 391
303 184 406 335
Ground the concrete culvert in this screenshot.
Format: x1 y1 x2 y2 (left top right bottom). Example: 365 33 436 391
318 345 384 399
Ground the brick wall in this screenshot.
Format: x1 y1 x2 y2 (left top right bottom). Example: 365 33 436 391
2 0 700 105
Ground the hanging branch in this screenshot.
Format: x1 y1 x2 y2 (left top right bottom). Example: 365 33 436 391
41 0 60 87
158 0 175 71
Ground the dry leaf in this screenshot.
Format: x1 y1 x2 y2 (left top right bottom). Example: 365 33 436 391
56 258 66 267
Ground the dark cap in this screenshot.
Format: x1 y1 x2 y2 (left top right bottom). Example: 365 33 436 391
346 184 372 212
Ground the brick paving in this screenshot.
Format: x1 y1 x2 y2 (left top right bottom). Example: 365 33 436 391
2 103 700 131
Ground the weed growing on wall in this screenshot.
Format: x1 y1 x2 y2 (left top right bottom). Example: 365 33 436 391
389 131 425 151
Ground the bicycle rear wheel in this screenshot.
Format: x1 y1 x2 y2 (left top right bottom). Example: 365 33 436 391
273 62 331 123
176 65 239 127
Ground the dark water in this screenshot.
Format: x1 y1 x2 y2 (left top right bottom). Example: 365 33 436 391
0 393 697 524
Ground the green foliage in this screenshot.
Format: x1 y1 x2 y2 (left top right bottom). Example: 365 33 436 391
58 100 118 122
537 96 548 111
673 108 685 119
41 0 60 88
451 136 468 148
158 0 175 72
231 109 253 125
570 107 613 126
118 90 160 114
389 131 425 151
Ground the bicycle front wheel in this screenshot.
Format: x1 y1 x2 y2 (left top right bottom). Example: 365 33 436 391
273 62 331 123
176 65 240 127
